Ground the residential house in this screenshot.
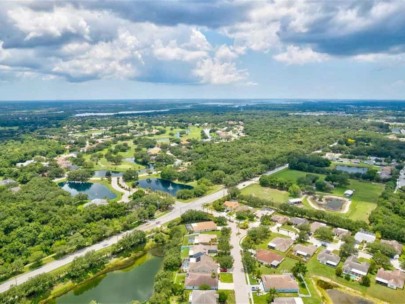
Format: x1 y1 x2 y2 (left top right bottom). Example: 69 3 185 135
189 245 218 260
272 298 304 304
261 274 299 293
310 222 326 234
223 201 240 211
333 227 350 239
271 215 290 224
188 221 218 233
189 255 218 274
381 240 403 256
376 268 405 289
317 250 341 267
343 256 370 279
194 234 217 245
289 217 309 227
288 198 302 205
354 231 376 244
344 190 354 197
256 249 284 267
268 237 294 252
293 244 317 258
189 290 218 304
185 273 218 290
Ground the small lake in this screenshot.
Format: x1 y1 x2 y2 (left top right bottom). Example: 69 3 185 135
59 182 117 200
137 178 192 195
336 165 368 175
94 170 123 178
324 197 345 211
57 254 163 304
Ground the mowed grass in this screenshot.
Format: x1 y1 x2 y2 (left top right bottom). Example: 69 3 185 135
219 272 234 283
272 169 384 222
306 254 405 303
241 183 289 204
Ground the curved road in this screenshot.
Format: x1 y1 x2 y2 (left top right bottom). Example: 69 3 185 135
0 164 287 294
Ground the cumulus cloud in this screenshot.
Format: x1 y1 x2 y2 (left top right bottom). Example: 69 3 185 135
274 45 329 64
0 0 405 84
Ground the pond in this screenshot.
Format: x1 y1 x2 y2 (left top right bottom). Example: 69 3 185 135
336 165 368 175
94 170 123 178
137 178 192 195
323 197 346 211
59 182 117 200
57 253 163 304
326 289 373 304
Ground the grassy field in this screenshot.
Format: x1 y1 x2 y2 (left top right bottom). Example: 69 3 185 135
241 183 289 204
219 272 234 283
219 290 236 304
271 169 384 222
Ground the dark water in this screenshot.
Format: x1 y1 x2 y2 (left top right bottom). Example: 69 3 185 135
93 170 123 178
324 197 345 211
336 165 368 174
57 254 163 304
59 182 116 200
137 178 192 195
327 289 373 304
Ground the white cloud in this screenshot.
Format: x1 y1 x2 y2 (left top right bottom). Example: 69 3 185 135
193 58 247 85
274 45 329 64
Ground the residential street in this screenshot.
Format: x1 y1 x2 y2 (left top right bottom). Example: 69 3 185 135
0 165 288 294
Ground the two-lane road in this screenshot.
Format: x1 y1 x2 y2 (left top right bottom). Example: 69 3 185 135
0 164 288 294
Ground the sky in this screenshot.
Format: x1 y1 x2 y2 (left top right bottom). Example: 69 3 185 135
0 0 405 101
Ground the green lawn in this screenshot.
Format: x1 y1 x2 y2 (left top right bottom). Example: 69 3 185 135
219 272 234 283
241 184 289 204
272 169 384 222
219 290 236 304
259 257 298 275
181 247 189 259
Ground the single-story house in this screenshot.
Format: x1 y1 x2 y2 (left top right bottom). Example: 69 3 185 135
354 231 376 244
293 244 317 258
381 240 403 256
376 268 405 289
189 255 218 274
261 274 299 293
189 290 218 304
188 221 218 233
268 237 294 252
256 249 284 267
272 298 304 304
288 198 302 205
271 215 290 224
223 201 240 211
290 217 309 227
194 234 217 245
333 227 350 239
185 273 218 290
310 221 327 234
343 256 370 278
344 190 354 197
317 249 341 267
189 245 218 259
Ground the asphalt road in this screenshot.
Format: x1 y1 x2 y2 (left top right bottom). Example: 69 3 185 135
0 164 287 294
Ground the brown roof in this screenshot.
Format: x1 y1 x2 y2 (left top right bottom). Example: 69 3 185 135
189 255 218 273
256 249 284 266
310 221 327 233
376 268 405 289
261 274 299 291
190 290 218 304
271 215 290 224
195 234 217 244
268 237 294 252
192 221 217 232
381 240 403 255
293 244 317 257
185 273 218 289
224 201 240 209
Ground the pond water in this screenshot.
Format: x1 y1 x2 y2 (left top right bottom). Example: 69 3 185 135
326 289 373 304
336 165 368 175
137 178 192 195
94 170 123 178
323 197 345 211
59 182 117 200
57 254 163 304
